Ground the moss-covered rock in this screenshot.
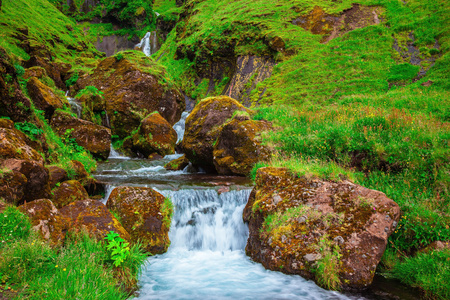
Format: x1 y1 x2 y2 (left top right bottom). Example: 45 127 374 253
181 96 251 172
60 199 130 241
124 112 177 158
52 180 90 209
1 159 51 203
106 186 172 254
0 167 27 206
48 165 68 188
27 77 67 120
50 110 111 160
213 114 272 176
164 154 189 171
243 167 400 290
69 160 89 181
23 66 47 80
19 199 68 246
76 51 185 138
25 56 72 90
0 127 44 163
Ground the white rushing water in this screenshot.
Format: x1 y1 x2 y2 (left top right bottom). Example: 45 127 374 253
173 111 189 143
136 189 359 300
65 91 82 118
136 31 159 57
108 144 130 160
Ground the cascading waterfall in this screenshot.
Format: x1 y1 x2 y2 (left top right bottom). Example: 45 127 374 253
65 91 82 118
136 31 160 57
136 189 357 300
173 111 189 143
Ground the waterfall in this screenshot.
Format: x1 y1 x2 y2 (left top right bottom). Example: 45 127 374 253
66 91 82 118
108 143 130 159
136 31 160 57
136 189 356 300
173 111 189 143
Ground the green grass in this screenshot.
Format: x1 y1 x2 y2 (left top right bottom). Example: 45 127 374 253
0 207 147 299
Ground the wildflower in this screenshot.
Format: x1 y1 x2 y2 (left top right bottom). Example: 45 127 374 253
55 265 58 268
63 268 66 271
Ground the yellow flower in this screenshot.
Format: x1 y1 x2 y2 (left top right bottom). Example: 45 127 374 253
63 268 66 272
55 265 58 268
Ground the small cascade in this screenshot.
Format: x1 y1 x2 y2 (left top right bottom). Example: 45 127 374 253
108 144 130 160
173 111 189 143
136 31 160 57
65 91 82 118
101 184 116 204
103 110 110 128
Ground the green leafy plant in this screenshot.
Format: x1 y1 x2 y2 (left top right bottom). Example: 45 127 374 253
14 122 43 139
104 231 130 267
75 85 104 98
65 73 79 87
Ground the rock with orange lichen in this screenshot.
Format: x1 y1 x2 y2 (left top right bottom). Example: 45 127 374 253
19 199 68 246
76 51 185 139
51 110 111 160
213 113 271 176
181 96 251 172
48 165 68 188
106 186 172 254
52 180 90 209
0 127 44 163
1 159 51 203
124 112 177 158
60 199 130 241
164 155 189 171
243 167 400 290
27 77 67 119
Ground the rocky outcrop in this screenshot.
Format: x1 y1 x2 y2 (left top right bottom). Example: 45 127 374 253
60 199 130 241
25 56 72 90
213 114 272 176
50 110 111 160
243 167 400 290
76 51 185 138
27 77 66 119
19 199 68 246
51 180 90 209
124 112 177 158
106 186 172 254
0 127 44 163
164 155 189 171
181 96 251 172
1 159 51 203
96 34 140 57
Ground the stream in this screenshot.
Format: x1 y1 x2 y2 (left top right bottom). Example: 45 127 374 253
93 113 419 300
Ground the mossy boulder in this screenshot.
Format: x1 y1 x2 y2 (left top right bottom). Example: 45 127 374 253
50 110 111 160
243 167 400 290
69 160 89 181
164 155 189 171
23 66 47 80
1 159 51 203
124 112 177 158
25 56 72 90
48 165 68 188
0 127 44 163
60 199 130 241
106 186 172 254
76 51 185 139
51 180 90 209
19 199 68 246
181 96 251 172
0 167 27 206
26 77 67 120
213 114 272 176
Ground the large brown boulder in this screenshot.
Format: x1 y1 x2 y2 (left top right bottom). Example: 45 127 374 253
25 55 72 90
48 165 68 188
19 199 68 246
0 168 27 206
0 127 44 163
164 155 189 171
50 110 111 160
106 186 173 254
181 96 251 172
51 180 90 209
124 112 177 158
213 114 272 176
243 167 400 290
60 199 130 241
76 51 185 138
1 159 51 203
27 77 67 119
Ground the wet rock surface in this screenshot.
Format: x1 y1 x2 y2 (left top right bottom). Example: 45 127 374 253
106 186 172 254
243 167 400 290
164 155 189 171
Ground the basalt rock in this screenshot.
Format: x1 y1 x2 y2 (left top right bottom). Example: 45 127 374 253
76 51 185 139
50 110 111 160
51 180 90 209
1 159 51 203
181 96 251 172
107 186 172 254
164 155 189 171
0 127 44 163
60 199 130 241
124 112 177 158
27 77 67 119
19 199 68 246
243 167 400 290
213 115 272 176
48 165 68 188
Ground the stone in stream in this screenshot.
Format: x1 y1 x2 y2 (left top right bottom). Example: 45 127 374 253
243 167 400 290
164 154 189 171
181 96 251 172
51 180 90 209
106 186 172 254
123 111 177 158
